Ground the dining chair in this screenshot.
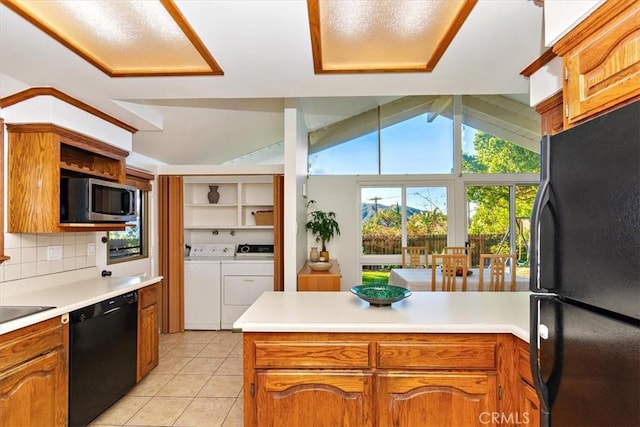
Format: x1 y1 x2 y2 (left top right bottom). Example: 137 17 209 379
401 246 429 268
431 254 469 291
443 246 471 268
478 254 517 291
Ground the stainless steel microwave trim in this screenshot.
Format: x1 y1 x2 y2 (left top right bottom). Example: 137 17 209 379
61 177 139 223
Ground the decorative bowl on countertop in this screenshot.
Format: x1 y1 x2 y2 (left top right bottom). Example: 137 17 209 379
350 284 412 306
308 261 332 272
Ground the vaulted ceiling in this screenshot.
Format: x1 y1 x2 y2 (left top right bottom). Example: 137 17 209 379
0 0 545 165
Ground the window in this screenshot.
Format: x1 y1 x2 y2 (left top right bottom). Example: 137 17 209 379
462 127 540 174
308 95 454 175
461 95 540 174
466 184 537 275
361 185 448 257
381 113 453 174
107 190 147 263
304 95 541 285
309 131 378 175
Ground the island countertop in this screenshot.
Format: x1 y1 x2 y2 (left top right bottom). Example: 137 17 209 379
233 291 532 342
0 275 163 334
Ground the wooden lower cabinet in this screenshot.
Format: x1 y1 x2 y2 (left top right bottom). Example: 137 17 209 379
0 316 69 427
376 371 497 427
243 332 522 426
519 379 541 427
516 338 542 426
255 370 373 426
137 282 160 381
297 260 341 291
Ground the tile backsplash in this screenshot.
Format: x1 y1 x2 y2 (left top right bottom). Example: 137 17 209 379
1 232 97 282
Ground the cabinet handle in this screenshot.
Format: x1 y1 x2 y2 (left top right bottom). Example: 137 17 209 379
61 313 69 324
498 384 503 400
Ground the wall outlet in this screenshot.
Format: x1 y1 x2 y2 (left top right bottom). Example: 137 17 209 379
87 243 96 256
47 245 63 261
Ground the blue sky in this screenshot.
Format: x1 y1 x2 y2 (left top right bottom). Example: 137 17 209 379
361 186 448 214
309 112 479 176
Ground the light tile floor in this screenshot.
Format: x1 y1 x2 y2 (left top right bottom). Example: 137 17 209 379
90 330 243 427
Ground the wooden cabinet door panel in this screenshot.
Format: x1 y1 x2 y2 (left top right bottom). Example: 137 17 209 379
376 372 497 427
255 370 373 427
0 348 67 427
563 1 640 125
137 285 159 382
519 380 541 427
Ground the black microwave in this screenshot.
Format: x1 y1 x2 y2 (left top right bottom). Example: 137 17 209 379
61 177 139 223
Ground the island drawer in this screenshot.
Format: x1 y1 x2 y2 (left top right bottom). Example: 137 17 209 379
254 341 370 368
377 337 497 370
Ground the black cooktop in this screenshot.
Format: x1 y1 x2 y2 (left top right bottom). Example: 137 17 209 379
0 305 56 324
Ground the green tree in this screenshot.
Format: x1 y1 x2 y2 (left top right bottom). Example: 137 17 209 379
407 208 447 235
464 131 539 254
463 132 539 174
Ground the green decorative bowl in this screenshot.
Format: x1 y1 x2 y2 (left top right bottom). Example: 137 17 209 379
350 285 412 307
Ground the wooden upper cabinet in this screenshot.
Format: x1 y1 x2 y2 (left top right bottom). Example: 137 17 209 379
6 123 128 233
553 0 640 127
535 91 564 136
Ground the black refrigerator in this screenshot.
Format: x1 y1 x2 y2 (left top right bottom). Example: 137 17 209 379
529 100 640 426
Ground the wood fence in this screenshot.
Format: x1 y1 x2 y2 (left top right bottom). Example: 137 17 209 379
362 233 519 266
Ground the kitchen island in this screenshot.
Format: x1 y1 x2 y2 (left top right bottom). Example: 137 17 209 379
234 291 538 427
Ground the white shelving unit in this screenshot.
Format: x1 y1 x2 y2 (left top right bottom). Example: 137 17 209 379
183 176 274 230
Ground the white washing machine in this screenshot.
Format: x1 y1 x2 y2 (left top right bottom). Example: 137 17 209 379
184 244 234 330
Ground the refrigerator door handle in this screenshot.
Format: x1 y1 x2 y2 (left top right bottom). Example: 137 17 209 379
530 136 552 292
530 295 551 426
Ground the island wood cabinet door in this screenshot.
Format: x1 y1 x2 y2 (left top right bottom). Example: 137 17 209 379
518 379 541 427
137 283 160 382
516 338 541 426
0 317 68 427
376 372 498 427
255 370 373 427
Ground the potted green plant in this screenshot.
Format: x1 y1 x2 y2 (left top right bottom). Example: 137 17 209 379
305 200 340 260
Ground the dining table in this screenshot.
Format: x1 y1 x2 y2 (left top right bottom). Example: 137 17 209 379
388 267 530 292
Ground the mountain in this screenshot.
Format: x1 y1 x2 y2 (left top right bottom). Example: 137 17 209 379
361 203 423 220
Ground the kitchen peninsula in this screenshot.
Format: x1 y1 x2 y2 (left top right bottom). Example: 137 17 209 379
235 291 538 426
0 273 163 426
0 274 163 334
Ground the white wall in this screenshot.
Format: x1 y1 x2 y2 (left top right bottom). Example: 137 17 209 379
544 1 604 46
529 56 563 107
306 176 357 288
283 99 310 291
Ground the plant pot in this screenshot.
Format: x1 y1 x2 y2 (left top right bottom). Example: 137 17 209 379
320 250 329 261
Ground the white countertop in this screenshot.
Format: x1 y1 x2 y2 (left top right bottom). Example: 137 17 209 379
0 275 163 335
233 291 532 342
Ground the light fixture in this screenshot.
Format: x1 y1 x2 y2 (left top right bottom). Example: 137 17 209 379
1 0 223 77
307 0 477 73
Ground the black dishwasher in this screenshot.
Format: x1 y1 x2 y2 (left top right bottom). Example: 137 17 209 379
69 291 138 427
